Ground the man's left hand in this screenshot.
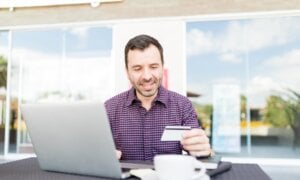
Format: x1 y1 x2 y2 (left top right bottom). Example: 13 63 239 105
181 128 212 157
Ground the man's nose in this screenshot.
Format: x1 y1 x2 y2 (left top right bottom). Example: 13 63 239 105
142 68 152 80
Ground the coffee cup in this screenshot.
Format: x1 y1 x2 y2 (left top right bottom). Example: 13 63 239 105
154 154 209 180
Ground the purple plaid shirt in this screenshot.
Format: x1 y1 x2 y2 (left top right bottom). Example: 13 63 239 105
105 86 200 161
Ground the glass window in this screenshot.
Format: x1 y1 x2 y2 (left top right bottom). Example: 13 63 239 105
187 16 300 159
0 31 8 155
8 26 113 154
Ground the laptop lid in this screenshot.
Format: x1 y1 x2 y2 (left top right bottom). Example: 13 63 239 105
21 102 129 179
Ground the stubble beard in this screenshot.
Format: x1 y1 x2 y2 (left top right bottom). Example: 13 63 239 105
134 77 162 98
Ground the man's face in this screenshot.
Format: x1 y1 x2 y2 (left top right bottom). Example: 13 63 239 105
126 44 163 99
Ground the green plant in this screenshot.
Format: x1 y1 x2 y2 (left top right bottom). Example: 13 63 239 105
283 89 300 148
263 95 289 127
0 55 7 88
263 89 300 148
192 102 212 130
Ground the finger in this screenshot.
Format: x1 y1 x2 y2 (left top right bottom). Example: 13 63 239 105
182 128 205 139
181 135 209 146
116 150 122 160
182 143 211 151
188 150 212 157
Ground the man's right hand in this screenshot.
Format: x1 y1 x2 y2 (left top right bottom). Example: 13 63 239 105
116 150 122 160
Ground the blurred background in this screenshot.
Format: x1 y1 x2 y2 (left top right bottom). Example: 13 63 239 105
0 0 300 179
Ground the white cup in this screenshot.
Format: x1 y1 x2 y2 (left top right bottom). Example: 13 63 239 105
154 154 208 180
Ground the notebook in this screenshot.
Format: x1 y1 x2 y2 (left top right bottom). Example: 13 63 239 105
197 154 222 169
21 102 134 179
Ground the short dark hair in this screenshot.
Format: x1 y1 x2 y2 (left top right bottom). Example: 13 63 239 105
124 34 164 69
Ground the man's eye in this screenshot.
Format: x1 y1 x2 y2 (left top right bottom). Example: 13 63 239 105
133 68 141 71
151 66 158 69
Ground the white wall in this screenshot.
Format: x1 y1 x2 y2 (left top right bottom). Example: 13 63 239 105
112 20 186 95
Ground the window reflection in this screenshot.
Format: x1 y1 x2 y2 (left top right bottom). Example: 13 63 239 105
9 26 113 153
0 31 8 155
187 16 300 158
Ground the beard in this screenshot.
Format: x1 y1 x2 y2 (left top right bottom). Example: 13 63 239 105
135 85 158 97
132 77 162 98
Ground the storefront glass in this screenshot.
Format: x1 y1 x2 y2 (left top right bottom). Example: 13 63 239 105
187 16 300 158
7 26 113 154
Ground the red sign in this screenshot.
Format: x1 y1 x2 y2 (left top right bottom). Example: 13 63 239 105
163 68 168 89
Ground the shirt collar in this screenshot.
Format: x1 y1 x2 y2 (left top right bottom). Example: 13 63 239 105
126 86 168 107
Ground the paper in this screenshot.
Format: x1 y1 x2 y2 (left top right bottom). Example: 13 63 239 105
160 126 191 141
130 169 159 180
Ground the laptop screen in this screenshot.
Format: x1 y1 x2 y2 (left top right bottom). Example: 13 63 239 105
21 102 128 179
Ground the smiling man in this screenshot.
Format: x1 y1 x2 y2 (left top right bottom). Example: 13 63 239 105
105 34 212 161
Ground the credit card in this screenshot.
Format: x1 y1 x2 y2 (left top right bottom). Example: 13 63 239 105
160 126 191 141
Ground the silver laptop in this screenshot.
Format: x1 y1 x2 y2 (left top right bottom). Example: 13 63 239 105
21 102 131 179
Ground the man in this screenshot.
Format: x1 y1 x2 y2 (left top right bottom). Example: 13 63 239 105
105 34 211 161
